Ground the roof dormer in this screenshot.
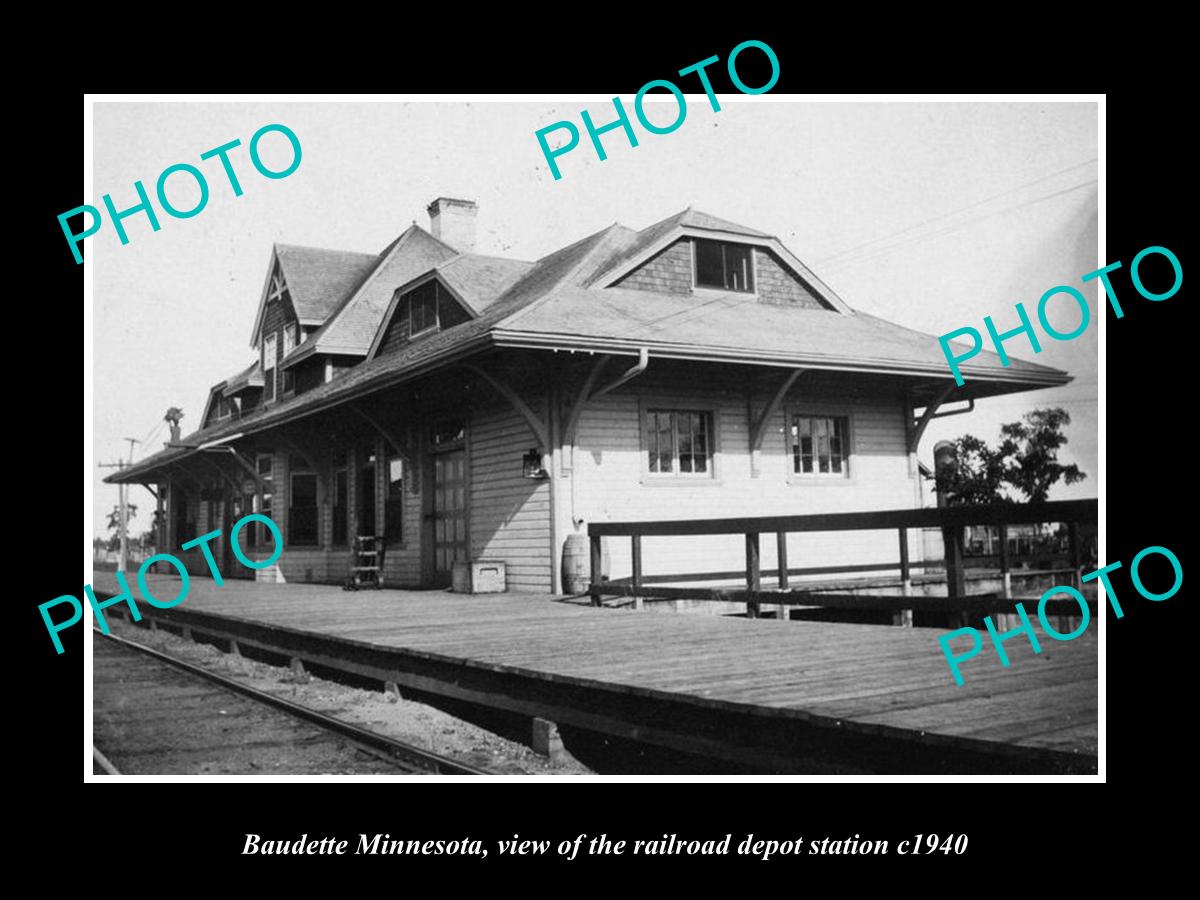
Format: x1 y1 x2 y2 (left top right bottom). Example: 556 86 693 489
591 209 852 314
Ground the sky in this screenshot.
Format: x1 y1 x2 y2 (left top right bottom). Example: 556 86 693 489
90 99 1098 539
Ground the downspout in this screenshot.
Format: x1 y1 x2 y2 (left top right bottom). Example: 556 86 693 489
566 348 650 593
589 347 649 400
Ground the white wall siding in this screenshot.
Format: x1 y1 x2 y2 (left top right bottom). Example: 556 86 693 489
571 373 920 583
469 402 553 593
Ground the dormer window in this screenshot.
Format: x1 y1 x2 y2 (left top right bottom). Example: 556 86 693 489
694 239 754 292
408 281 440 337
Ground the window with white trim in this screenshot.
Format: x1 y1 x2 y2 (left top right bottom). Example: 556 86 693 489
694 239 754 292
262 333 277 401
791 415 850 477
645 409 714 476
408 282 439 337
256 453 274 545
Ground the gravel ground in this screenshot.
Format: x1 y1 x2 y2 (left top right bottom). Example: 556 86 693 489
94 638 409 775
101 619 592 775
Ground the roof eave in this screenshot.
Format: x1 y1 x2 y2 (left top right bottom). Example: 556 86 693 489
488 329 1071 389
107 333 499 484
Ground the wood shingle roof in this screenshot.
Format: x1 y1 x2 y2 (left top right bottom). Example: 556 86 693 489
109 207 1071 484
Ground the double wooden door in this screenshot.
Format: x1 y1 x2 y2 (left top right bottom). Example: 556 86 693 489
432 449 468 585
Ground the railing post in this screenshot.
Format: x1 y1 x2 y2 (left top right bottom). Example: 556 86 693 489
897 527 913 627
776 531 789 622
998 523 1011 599
1068 520 1082 589
942 522 966 624
631 534 643 610
745 532 761 618
589 533 602 607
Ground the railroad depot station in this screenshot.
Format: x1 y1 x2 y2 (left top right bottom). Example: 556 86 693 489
108 197 1069 593
103 198 1098 774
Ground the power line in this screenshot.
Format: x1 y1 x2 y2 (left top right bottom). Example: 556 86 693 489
813 157 1097 268
821 179 1098 274
613 166 1101 339
138 419 166 457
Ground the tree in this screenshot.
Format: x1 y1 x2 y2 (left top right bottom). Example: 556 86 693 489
105 503 137 532
1000 408 1086 502
934 407 1085 504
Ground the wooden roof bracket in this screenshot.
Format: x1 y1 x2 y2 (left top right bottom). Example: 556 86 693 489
272 430 330 505
197 453 242 493
164 462 204 495
212 447 266 490
273 431 320 473
560 355 611 474
929 397 975 421
909 382 960 456
349 403 420 494
462 363 550 450
750 368 804 478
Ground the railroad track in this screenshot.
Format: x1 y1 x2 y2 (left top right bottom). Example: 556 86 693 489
93 629 492 776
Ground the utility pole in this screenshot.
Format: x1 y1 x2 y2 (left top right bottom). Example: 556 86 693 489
98 437 141 573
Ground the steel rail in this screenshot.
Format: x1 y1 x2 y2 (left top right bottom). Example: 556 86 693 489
94 628 492 776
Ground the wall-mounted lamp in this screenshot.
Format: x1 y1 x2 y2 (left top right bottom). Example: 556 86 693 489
523 448 548 479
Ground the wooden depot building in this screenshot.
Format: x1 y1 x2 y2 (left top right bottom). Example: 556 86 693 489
108 198 1070 594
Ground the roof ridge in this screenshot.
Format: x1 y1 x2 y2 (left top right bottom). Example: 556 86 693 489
498 224 625 331
287 225 421 355
275 241 376 258
444 251 535 265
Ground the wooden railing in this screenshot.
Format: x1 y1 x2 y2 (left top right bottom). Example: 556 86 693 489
587 500 1099 619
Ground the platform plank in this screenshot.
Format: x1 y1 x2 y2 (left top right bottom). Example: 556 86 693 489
90 574 1098 772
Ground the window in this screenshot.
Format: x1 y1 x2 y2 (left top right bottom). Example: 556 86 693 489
358 451 377 538
694 239 754 292
332 468 348 546
262 334 277 401
385 455 404 542
172 487 192 544
408 282 439 336
257 453 274 544
242 491 257 548
289 471 319 546
645 409 713 476
791 415 850 477
283 323 296 356
431 419 466 448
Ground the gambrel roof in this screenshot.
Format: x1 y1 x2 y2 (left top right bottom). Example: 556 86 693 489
110 207 1071 485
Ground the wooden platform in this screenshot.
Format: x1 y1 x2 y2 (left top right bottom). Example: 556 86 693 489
90 573 1098 774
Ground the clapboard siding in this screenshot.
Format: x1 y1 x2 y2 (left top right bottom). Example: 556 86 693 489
469 401 552 592
573 370 918 582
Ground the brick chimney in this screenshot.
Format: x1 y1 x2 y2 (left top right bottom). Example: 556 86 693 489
427 197 477 253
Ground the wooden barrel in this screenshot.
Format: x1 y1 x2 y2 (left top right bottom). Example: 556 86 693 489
562 534 590 595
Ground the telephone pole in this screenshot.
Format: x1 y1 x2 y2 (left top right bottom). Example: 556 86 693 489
98 437 141 572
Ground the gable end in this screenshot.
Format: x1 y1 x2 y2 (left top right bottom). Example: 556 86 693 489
613 237 832 310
